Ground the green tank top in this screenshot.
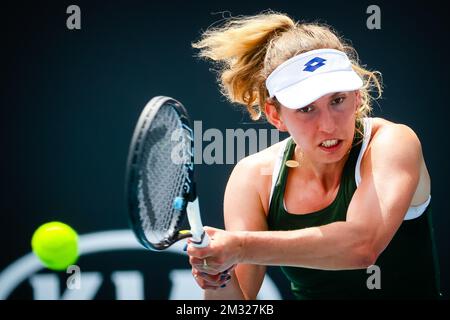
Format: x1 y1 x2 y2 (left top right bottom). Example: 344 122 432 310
267 132 441 299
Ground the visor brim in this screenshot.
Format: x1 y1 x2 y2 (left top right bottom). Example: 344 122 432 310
274 71 363 109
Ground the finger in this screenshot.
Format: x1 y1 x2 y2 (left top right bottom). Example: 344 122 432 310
192 271 221 290
186 244 210 259
194 269 231 285
189 257 209 268
192 269 231 288
189 257 220 275
203 226 218 236
225 264 237 274
193 277 218 290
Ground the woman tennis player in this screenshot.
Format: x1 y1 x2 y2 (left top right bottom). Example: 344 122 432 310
186 12 441 299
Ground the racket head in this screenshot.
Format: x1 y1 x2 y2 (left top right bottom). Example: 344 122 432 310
125 96 196 251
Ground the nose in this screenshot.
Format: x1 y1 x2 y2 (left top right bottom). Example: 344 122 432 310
318 108 337 134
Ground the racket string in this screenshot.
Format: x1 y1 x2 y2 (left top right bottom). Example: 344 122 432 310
137 105 191 244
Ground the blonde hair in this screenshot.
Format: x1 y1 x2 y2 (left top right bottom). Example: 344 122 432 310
192 11 382 133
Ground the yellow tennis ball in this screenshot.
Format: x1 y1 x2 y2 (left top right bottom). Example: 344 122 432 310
31 222 79 271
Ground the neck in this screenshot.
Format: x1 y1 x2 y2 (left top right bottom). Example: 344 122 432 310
294 145 351 193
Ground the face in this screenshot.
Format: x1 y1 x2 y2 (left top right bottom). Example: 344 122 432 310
268 91 360 165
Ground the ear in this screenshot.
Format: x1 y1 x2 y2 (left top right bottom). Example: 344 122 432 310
354 90 362 112
265 100 288 132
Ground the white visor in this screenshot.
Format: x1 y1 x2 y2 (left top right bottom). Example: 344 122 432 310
266 48 363 109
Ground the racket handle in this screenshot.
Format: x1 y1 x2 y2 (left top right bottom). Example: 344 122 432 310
186 197 210 248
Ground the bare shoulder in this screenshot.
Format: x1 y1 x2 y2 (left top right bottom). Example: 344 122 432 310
227 138 288 215
370 117 422 154
234 138 285 175
364 117 430 205
371 116 419 139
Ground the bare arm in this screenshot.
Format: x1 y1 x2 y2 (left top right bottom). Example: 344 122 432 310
198 156 269 299
190 124 423 271
239 124 422 269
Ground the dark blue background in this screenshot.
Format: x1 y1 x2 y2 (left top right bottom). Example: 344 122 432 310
1 0 448 299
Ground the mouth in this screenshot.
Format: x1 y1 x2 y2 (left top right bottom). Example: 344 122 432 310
318 139 343 152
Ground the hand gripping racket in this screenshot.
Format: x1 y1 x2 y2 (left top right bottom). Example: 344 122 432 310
125 96 209 250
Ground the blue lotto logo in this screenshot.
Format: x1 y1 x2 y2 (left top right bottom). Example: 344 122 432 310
303 57 327 72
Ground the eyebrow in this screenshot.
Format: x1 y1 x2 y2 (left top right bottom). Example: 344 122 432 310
330 92 345 98
301 92 346 108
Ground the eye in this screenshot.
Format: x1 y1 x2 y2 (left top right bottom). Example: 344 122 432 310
297 105 314 113
332 96 346 105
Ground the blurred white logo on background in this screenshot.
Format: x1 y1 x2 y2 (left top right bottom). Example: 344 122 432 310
0 230 282 300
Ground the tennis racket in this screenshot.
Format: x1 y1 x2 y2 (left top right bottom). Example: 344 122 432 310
125 96 209 251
